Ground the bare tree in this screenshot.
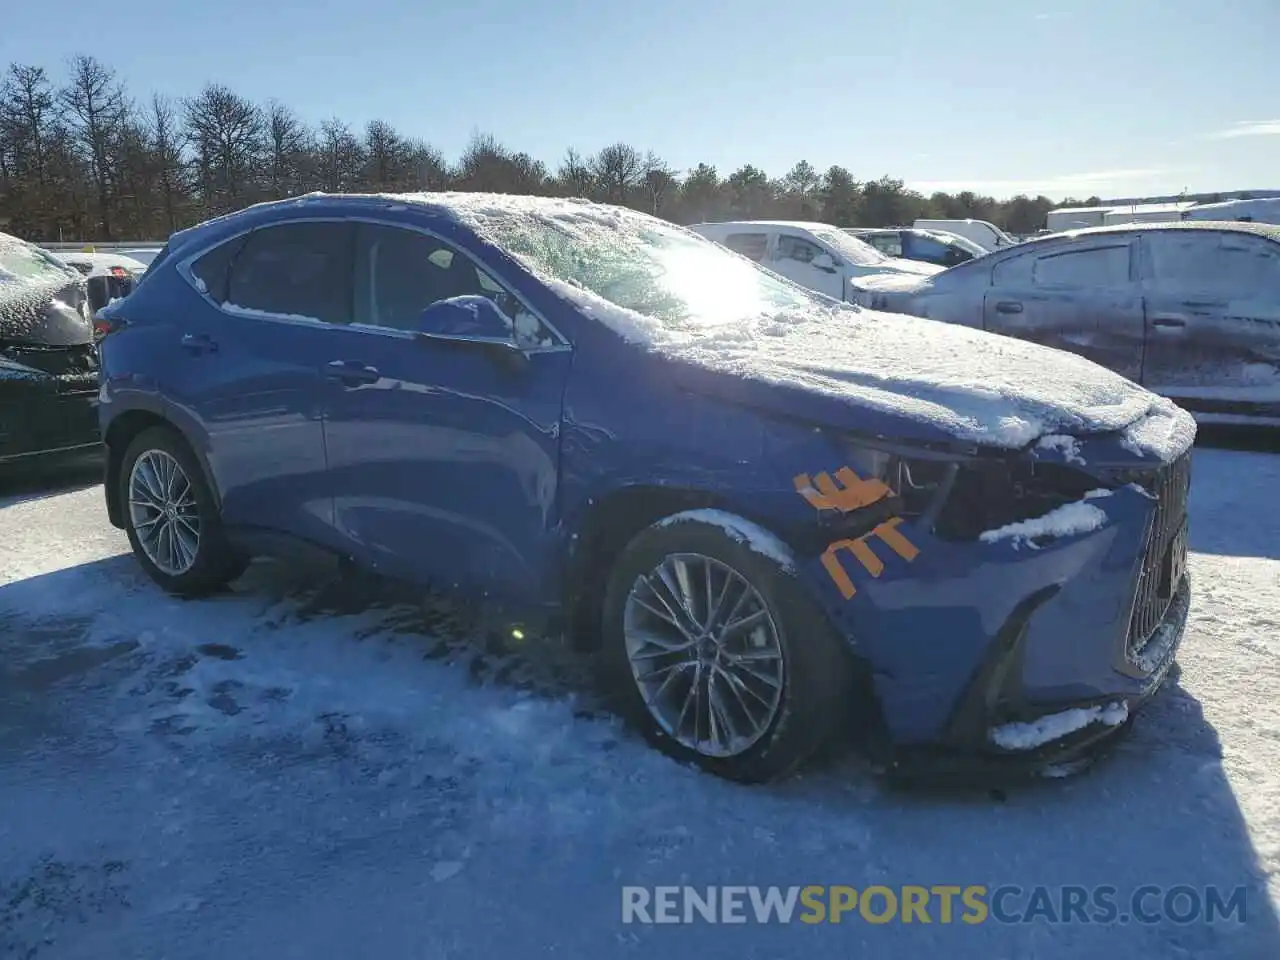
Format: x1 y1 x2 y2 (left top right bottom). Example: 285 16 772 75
184 83 265 214
60 54 129 238
641 152 675 215
149 94 186 232
265 100 310 199
554 147 595 198
590 142 643 205
317 118 364 193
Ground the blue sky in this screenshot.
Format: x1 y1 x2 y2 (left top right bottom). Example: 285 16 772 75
2 0 1276 200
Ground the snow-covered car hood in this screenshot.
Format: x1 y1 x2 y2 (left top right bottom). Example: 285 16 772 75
654 303 1194 458
851 272 935 294
866 257 943 278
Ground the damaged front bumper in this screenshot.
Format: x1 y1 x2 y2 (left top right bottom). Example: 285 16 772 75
797 444 1192 782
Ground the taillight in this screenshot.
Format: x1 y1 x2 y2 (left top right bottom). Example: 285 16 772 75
93 310 127 340
110 266 128 279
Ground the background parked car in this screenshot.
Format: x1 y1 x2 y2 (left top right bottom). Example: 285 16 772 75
45 249 150 315
851 221 1280 426
0 232 100 464
913 218 1019 251
846 227 988 267
689 220 941 302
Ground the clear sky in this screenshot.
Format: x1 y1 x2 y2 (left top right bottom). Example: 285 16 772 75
2 0 1276 200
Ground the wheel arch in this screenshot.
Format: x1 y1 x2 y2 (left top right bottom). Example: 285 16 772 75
104 410 219 528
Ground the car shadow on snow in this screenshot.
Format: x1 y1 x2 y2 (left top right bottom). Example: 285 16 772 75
0 453 102 509
1184 442 1280 560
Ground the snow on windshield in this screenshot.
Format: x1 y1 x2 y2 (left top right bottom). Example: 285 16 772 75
809 227 887 266
434 195 817 330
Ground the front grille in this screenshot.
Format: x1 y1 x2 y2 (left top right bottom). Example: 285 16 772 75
1126 453 1192 659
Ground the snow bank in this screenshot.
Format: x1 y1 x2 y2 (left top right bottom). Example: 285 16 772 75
989 701 1129 750
979 490 1112 548
378 193 1193 456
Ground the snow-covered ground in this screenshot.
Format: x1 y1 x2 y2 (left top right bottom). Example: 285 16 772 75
1 439 1278 959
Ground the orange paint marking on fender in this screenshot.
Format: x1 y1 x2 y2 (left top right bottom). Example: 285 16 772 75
793 467 894 513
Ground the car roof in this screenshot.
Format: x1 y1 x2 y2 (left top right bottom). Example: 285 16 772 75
691 220 837 232
1032 219 1280 247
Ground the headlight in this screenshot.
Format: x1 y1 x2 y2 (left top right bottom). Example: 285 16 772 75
844 443 1105 542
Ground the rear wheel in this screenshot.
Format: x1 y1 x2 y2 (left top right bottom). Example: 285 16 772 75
601 512 853 782
119 427 247 597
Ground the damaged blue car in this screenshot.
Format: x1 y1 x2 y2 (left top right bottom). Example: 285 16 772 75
96 193 1195 782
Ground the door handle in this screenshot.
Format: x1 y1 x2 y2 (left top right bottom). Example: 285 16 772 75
180 332 218 353
995 301 1023 315
1151 316 1187 329
324 359 381 385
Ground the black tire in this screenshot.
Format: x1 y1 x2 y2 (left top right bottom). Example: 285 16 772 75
600 512 855 783
118 426 248 597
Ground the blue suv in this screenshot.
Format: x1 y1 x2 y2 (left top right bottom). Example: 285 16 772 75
97 193 1194 782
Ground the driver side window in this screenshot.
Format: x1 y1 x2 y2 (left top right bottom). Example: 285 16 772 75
353 224 555 347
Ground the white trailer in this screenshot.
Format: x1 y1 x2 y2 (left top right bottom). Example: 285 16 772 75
1182 197 1280 224
1045 206 1111 232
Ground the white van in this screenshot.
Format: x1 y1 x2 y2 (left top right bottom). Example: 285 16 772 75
688 220 942 302
913 218 1017 251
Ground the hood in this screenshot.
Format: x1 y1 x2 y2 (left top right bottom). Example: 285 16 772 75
851 272 935 294
864 257 943 278
0 274 93 347
656 304 1193 457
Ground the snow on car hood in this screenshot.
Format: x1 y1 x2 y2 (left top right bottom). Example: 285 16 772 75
871 257 943 278
852 272 935 293
556 282 1194 457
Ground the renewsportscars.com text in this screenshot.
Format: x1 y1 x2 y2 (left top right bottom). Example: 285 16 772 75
621 884 1249 926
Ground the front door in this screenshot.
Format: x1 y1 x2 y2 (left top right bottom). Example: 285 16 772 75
1140 230 1280 413
320 222 572 604
983 239 1145 381
767 232 846 300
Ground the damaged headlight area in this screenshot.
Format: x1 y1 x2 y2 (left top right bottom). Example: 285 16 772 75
811 440 1114 544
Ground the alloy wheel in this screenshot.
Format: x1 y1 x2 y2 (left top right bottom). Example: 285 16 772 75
128 449 201 576
622 552 785 758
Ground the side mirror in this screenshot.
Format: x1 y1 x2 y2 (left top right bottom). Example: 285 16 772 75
413 296 527 369
811 253 838 273
416 295 513 340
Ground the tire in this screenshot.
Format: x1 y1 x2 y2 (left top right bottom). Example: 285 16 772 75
600 511 854 783
119 426 247 597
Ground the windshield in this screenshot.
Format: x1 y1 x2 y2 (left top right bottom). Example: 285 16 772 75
809 227 888 266
0 238 72 284
475 213 819 328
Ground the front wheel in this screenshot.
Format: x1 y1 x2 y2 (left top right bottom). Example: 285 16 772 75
600 511 854 782
119 427 247 597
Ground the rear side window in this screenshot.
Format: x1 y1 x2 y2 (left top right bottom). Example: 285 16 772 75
1032 245 1131 287
189 236 246 302
723 232 768 262
1146 231 1280 293
226 222 353 324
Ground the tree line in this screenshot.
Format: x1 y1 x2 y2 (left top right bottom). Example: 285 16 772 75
1 56 1103 243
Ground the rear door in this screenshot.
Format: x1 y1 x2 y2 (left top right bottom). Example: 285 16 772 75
167 221 350 546
983 238 1144 380
1139 230 1280 411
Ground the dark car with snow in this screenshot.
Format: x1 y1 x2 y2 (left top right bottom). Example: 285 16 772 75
0 232 101 465
846 227 987 267
96 193 1194 782
851 221 1280 427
